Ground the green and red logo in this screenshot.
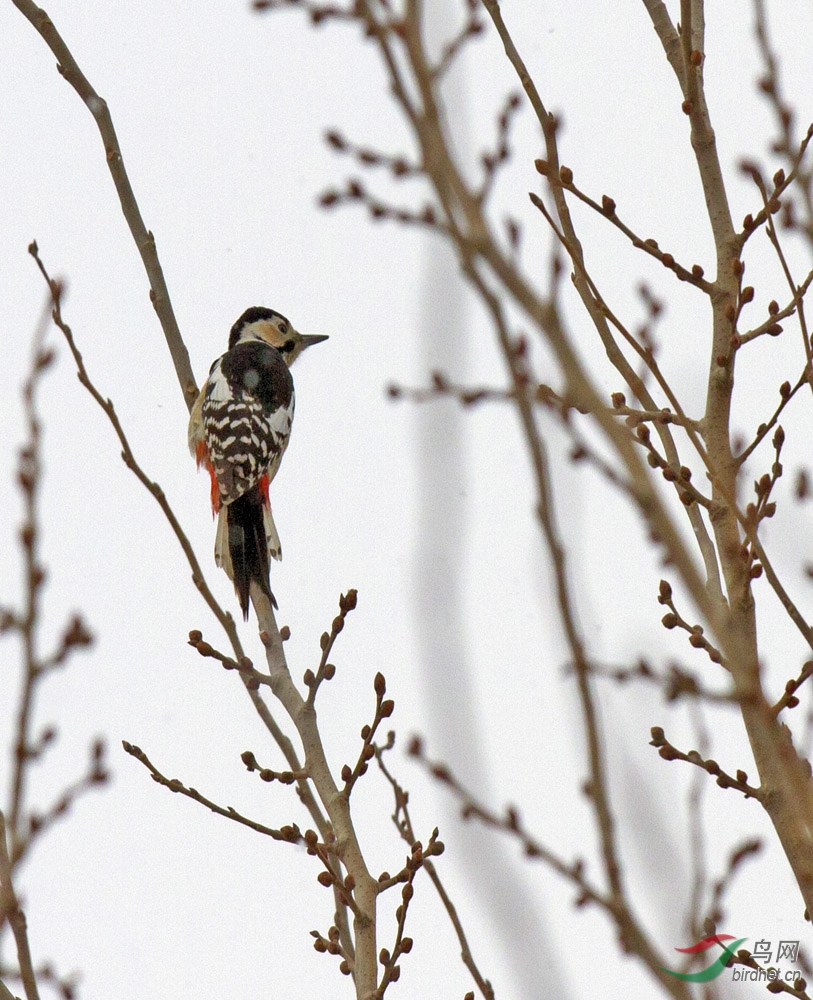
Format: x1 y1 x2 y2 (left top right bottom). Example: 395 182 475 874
663 934 747 982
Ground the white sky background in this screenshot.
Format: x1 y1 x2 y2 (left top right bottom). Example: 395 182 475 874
1 1 813 998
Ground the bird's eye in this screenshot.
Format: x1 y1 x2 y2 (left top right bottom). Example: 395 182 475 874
278 323 288 335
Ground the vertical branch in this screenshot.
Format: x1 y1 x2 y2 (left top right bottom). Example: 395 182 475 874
483 0 725 603
253 588 378 1000
643 0 813 912
461 271 689 997
0 814 39 1000
8 307 53 855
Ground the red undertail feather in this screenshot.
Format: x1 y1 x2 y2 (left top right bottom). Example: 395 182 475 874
195 441 221 514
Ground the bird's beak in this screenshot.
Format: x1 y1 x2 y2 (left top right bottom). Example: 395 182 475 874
300 333 329 349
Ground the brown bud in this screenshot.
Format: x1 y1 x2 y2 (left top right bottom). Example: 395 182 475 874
681 99 693 115
374 671 386 696
601 194 616 216
692 264 704 279
559 165 573 185
689 49 703 66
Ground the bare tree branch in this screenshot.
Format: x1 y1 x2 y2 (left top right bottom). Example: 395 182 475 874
10 0 196 408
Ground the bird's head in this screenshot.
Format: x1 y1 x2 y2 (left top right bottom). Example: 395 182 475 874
229 306 328 365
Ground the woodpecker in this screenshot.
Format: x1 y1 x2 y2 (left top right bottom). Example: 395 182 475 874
188 306 327 619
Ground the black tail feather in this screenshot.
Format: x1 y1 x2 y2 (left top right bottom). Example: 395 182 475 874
226 487 276 619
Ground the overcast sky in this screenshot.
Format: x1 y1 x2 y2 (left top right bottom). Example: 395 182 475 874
2 2 813 998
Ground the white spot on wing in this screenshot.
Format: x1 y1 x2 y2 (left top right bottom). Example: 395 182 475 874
206 361 234 403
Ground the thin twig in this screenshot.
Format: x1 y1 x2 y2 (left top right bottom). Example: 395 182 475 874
10 0 196 408
375 747 494 1000
122 743 303 844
